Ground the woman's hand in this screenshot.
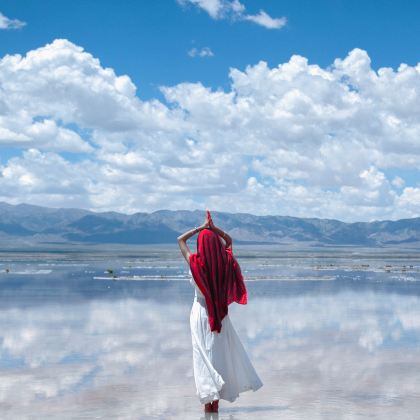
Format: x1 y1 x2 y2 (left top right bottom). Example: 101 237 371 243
207 210 215 230
205 209 215 230
205 210 233 249
199 217 210 230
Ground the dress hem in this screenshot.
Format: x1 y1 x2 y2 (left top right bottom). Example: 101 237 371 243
198 379 263 404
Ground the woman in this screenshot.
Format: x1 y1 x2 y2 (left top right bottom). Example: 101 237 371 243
177 210 263 413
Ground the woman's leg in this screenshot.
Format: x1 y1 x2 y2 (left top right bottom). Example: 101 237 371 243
211 400 219 412
204 402 213 412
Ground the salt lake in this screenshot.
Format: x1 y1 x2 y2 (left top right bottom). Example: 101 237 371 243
0 244 419 419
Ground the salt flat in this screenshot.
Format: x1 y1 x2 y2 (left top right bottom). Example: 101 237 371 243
0 245 419 419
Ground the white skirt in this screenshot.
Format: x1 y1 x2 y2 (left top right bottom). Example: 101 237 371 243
189 293 263 404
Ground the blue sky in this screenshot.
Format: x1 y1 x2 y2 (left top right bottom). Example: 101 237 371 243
3 0 420 99
0 0 420 221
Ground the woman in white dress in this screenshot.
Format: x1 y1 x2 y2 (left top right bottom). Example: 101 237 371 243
177 210 263 413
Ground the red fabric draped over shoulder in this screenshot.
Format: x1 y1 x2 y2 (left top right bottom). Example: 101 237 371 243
189 228 247 333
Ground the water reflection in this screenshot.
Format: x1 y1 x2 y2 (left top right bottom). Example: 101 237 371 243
0 248 420 419
0 287 420 418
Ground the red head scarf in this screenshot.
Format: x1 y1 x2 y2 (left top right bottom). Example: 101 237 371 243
189 228 247 333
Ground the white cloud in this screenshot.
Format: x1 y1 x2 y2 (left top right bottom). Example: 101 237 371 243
188 46 214 58
397 187 420 213
178 0 224 19
391 176 405 189
178 0 286 30
244 10 287 29
0 118 93 153
1 39 420 221
0 11 26 30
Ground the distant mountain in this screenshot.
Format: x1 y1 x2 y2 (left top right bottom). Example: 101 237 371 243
0 201 419 248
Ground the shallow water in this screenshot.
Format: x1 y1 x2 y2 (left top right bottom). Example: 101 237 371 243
0 245 420 419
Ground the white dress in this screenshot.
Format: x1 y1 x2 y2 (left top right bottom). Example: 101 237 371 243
189 268 263 404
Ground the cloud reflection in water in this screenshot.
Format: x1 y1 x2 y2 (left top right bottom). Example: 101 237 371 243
1 285 420 419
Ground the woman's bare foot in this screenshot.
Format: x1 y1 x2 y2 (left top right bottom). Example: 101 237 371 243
204 402 213 412
211 400 219 412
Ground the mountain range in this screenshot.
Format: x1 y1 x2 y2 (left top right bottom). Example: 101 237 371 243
0 201 419 248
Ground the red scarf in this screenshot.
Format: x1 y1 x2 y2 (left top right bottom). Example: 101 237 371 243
189 228 247 333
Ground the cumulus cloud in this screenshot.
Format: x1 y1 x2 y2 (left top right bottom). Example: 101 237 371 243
0 118 93 153
0 39 420 221
178 0 286 29
187 46 214 57
0 11 26 30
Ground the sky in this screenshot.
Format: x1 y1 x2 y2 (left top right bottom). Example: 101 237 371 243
0 0 420 222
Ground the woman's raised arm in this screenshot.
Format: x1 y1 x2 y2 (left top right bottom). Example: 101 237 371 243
177 217 209 263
